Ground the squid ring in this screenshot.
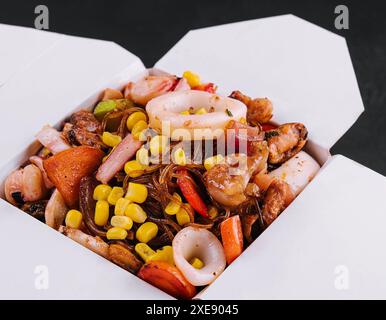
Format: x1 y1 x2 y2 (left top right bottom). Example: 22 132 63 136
172 226 226 286
146 91 247 140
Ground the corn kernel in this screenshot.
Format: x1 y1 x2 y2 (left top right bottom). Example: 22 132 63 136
111 215 133 230
190 257 204 269
136 222 158 243
107 186 124 205
173 148 186 166
65 209 83 229
208 206 219 219
195 107 207 115
124 160 144 178
180 110 190 115
125 182 148 203
183 70 201 88
148 245 174 265
239 117 247 124
131 120 148 140
93 184 112 201
102 131 122 148
136 147 150 166
164 193 182 215
106 227 128 240
204 154 225 171
135 243 156 262
126 111 147 131
176 206 191 226
125 203 147 223
95 200 110 226
114 197 131 216
149 135 168 156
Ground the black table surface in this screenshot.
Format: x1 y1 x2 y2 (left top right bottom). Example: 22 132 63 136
1 0 385 175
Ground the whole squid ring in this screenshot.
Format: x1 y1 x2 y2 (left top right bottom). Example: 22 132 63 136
146 91 247 140
172 227 226 286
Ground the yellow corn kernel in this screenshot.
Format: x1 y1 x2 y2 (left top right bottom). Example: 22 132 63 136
208 206 219 219
131 120 148 140
41 147 51 157
180 110 190 115
176 206 191 226
114 197 131 216
93 184 112 201
126 111 147 131
164 193 182 215
136 222 158 243
111 215 133 230
135 243 156 262
195 107 207 115
125 203 147 223
102 131 122 148
94 200 110 226
190 257 204 269
183 70 201 88
148 245 174 265
125 182 148 203
239 117 247 124
107 186 124 205
106 227 128 240
124 160 144 178
149 135 168 156
136 147 150 166
65 209 83 229
204 154 225 171
173 148 186 166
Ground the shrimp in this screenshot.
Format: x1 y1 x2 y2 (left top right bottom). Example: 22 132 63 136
45 189 68 230
108 244 143 273
230 90 273 125
205 140 269 207
59 226 109 258
262 179 294 226
125 75 177 106
266 122 308 164
29 155 54 189
35 125 71 154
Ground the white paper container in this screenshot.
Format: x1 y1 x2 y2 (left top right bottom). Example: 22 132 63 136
1 14 384 299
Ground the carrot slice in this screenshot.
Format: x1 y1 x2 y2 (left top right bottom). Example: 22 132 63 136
220 215 244 265
43 146 104 208
138 261 196 299
176 169 208 217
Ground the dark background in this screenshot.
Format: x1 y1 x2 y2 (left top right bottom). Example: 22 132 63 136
1 0 385 174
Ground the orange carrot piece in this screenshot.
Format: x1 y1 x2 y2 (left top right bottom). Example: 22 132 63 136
220 215 244 265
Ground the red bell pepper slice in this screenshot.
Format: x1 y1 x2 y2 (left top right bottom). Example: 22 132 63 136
176 169 208 218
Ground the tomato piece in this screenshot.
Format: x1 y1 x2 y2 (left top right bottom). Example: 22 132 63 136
176 169 208 218
44 146 104 208
262 123 278 131
138 261 196 299
220 215 244 264
192 83 217 93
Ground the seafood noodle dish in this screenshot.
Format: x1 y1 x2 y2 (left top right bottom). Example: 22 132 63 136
3 70 320 299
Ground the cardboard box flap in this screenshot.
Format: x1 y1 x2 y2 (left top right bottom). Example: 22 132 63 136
0 200 171 299
0 24 63 87
0 27 146 169
155 14 364 150
198 155 386 299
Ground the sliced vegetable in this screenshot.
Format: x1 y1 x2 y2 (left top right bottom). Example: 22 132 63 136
176 169 208 218
96 133 142 184
138 261 196 299
220 215 244 264
192 82 216 93
93 100 117 120
44 146 104 207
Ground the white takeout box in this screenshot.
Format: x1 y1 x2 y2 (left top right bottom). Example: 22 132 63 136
1 14 385 299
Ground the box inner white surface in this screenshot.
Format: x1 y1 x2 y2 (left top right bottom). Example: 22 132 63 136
1 15 385 299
